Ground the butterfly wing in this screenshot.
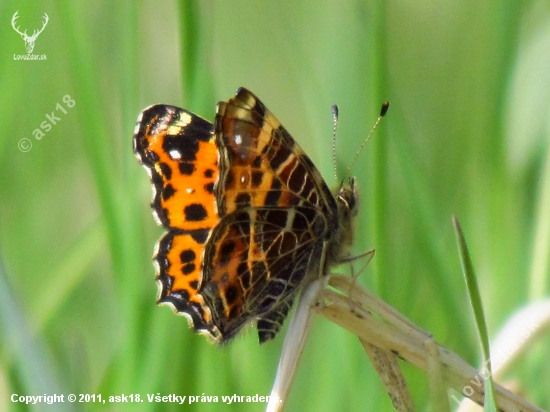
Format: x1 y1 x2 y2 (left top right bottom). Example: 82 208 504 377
133 104 222 339
201 88 338 343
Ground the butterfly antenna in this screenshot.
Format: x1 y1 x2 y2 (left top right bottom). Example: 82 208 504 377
331 105 339 184
340 101 390 186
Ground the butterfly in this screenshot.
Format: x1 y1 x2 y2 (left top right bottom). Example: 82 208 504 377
133 87 364 344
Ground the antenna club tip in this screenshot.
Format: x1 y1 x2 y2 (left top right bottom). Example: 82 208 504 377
331 104 339 117
380 101 390 117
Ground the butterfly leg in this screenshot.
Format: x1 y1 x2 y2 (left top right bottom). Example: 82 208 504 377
340 249 375 312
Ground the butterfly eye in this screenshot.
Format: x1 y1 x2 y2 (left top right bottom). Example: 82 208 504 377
336 177 359 218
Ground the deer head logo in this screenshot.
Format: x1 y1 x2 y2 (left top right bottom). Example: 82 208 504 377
11 11 49 54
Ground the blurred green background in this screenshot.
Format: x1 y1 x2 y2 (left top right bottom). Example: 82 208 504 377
1 1 549 411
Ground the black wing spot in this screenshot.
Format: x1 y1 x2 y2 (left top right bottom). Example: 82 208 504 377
204 182 214 194
163 184 176 200
264 178 282 205
251 170 263 187
179 162 195 175
159 162 172 179
225 285 238 304
251 156 262 168
219 241 236 266
184 203 208 221
190 229 209 244
235 192 251 207
163 135 199 162
180 249 196 263
182 263 196 275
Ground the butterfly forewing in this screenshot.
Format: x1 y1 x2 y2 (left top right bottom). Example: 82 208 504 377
199 88 337 342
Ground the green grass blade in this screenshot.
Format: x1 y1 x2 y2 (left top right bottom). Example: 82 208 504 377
453 216 497 412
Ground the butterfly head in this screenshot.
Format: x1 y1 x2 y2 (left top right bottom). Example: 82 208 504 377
327 177 358 263
337 176 358 220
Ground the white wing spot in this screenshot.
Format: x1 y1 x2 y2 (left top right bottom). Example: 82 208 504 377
169 150 182 160
178 112 192 126
167 125 182 135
